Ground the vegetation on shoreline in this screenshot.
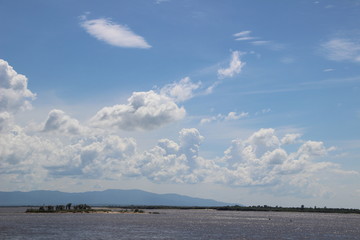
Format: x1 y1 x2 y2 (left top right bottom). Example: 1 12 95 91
25 204 147 214
107 205 360 214
25 203 360 214
215 205 360 214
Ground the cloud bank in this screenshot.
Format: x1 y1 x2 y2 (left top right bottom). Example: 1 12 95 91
2 119 353 197
0 59 356 198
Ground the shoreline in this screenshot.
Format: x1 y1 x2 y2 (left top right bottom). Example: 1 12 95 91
6 205 359 215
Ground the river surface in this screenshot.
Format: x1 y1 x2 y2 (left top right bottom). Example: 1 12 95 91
0 207 359 239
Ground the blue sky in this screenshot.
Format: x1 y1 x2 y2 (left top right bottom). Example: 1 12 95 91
1 0 360 208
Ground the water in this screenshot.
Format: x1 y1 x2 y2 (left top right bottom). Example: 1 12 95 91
1 207 359 239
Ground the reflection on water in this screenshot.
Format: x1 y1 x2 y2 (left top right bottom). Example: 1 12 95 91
0 207 359 239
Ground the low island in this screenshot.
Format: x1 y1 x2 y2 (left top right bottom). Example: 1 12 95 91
25 204 148 214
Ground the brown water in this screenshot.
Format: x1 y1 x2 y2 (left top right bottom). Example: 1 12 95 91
0 207 359 239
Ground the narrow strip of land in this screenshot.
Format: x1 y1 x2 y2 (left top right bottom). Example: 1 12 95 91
106 205 360 214
25 204 360 214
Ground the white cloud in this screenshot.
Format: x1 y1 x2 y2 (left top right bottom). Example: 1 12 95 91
251 40 271 46
217 51 246 79
281 133 302 145
160 77 201 102
225 111 248 120
90 90 186 131
138 128 204 183
0 112 11 132
233 31 252 37
219 128 344 196
42 109 84 135
321 38 360 63
0 123 139 182
0 59 36 113
233 31 283 51
80 17 151 49
0 121 356 198
200 111 248 124
0 58 356 198
204 81 220 95
200 116 216 125
233 31 258 41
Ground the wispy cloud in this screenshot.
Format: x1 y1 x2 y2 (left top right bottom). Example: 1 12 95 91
234 75 360 96
200 111 248 125
80 16 151 49
233 30 284 50
251 40 270 45
255 108 271 116
233 30 257 41
321 38 360 63
233 30 251 37
217 51 245 79
155 0 170 4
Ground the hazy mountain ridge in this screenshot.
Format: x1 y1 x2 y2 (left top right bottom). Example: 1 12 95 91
0 189 231 206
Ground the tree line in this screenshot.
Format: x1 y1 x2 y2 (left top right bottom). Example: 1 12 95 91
26 203 92 213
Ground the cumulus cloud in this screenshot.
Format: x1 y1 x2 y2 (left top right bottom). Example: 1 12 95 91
281 133 302 145
217 51 245 79
0 59 36 113
138 128 204 183
321 38 360 63
43 109 84 135
134 127 349 197
90 90 186 131
218 128 341 196
160 77 201 102
1 122 356 197
57 135 138 178
0 126 56 187
80 17 151 49
0 58 355 198
225 111 249 120
0 112 11 132
0 123 139 182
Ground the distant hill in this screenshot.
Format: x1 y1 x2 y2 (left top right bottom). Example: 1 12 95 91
0 189 231 206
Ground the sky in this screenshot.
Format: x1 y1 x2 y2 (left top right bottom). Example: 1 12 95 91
0 0 360 208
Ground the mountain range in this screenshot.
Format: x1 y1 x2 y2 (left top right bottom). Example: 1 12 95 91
0 189 232 206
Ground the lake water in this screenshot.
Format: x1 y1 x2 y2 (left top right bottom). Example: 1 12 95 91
1 207 359 239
